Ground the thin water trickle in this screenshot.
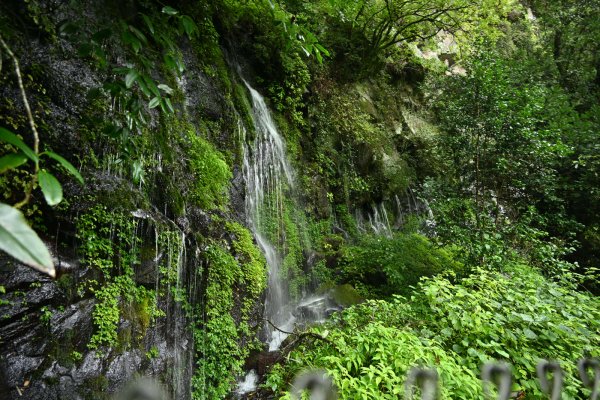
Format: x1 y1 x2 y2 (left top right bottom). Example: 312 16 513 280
356 203 393 237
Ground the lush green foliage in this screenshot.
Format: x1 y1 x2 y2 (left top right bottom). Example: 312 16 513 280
268 265 600 398
340 233 461 297
2 1 600 399
77 205 162 351
411 267 600 398
423 39 599 283
268 327 483 399
193 222 267 399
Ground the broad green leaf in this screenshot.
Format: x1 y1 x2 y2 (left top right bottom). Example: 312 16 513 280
315 43 330 56
180 15 197 38
141 14 155 34
315 49 323 64
0 128 38 162
122 31 141 53
137 78 152 97
523 328 538 339
41 151 84 184
157 84 173 94
0 153 28 173
164 97 174 113
38 170 63 206
125 69 140 89
128 25 148 44
162 6 178 15
143 75 161 97
148 96 160 109
0 203 54 277
496 349 510 358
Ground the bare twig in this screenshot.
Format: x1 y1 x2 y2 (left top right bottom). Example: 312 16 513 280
262 318 295 335
0 34 40 208
261 318 338 350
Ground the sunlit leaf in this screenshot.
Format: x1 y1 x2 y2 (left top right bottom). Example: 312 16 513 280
164 97 174 113
315 43 330 56
125 69 140 89
38 170 63 206
162 6 179 15
0 203 54 277
157 84 173 94
148 96 161 109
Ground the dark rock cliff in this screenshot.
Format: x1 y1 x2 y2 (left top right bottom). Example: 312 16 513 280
0 1 262 399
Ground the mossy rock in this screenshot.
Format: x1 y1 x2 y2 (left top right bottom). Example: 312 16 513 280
330 284 363 307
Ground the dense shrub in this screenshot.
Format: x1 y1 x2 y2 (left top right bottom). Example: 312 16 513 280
268 265 600 399
340 233 461 297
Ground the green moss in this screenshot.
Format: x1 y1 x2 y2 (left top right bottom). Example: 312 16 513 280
191 20 232 95
233 83 256 140
226 221 267 310
187 129 232 210
330 284 363 307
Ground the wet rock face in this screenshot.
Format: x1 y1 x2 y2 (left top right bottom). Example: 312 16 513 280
0 1 259 398
0 261 194 400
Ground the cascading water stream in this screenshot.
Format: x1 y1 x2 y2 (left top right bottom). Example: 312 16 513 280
241 81 297 351
236 80 343 397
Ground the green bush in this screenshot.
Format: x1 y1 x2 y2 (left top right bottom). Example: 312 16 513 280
411 266 600 398
268 325 482 399
340 233 461 297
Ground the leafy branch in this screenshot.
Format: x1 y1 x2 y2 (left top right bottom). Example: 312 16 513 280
0 34 84 277
0 34 40 208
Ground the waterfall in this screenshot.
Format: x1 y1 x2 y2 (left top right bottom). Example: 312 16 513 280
355 203 393 237
241 81 297 351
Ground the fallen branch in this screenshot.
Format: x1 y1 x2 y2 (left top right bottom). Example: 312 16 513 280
260 318 339 357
